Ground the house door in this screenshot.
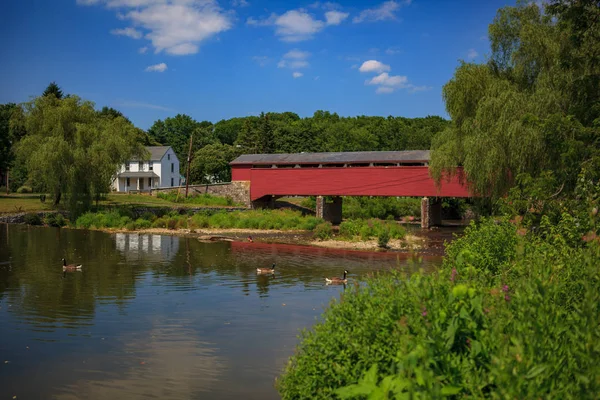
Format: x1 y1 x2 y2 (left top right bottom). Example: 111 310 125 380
139 179 144 190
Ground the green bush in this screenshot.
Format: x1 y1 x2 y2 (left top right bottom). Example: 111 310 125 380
377 228 390 248
277 217 600 399
16 186 32 194
339 219 405 241
343 197 421 220
24 213 42 225
314 222 333 240
45 213 66 227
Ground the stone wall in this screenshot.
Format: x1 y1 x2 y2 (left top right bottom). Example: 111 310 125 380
0 211 69 224
152 181 251 208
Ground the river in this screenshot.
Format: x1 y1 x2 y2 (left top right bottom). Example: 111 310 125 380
0 223 451 399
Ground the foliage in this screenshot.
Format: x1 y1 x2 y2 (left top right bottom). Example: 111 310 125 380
430 1 600 201
339 219 405 241
0 103 19 173
190 209 322 231
42 82 63 99
44 213 66 227
23 212 42 225
314 222 333 240
277 215 600 399
16 185 32 194
188 143 240 184
343 197 421 220
75 210 133 229
13 95 145 214
147 114 215 169
156 191 237 206
377 228 390 248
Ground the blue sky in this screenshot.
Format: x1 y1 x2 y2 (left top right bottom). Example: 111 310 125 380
1 0 514 129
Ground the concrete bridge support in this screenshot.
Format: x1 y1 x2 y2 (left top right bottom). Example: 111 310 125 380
316 196 343 225
421 197 442 229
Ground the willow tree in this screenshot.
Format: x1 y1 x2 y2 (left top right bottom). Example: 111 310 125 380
14 95 145 213
430 0 600 200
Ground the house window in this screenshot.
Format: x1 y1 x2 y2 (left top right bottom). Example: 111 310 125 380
149 163 153 171
168 154 170 161
139 161 143 170
126 178 130 186
171 178 174 186
125 162 130 171
171 163 174 173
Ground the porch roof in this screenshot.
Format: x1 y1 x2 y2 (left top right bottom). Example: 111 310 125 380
117 171 159 178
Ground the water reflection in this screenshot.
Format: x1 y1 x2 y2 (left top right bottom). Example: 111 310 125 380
0 224 444 400
115 233 179 262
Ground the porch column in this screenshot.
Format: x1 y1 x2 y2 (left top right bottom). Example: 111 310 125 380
137 178 140 191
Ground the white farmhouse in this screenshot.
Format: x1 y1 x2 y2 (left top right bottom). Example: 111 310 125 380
112 146 181 192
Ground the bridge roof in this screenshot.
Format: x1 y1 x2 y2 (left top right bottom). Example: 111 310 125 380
230 150 430 166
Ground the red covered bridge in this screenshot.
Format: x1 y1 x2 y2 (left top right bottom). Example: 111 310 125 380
230 150 470 228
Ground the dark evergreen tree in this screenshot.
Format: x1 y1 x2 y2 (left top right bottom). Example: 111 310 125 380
42 82 63 99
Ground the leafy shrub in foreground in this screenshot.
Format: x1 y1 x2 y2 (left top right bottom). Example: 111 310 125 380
277 218 600 399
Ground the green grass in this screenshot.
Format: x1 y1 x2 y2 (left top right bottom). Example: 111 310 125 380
0 194 53 214
0 192 240 214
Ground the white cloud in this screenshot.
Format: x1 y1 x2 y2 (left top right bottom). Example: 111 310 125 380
353 0 410 23
78 0 232 56
467 48 478 60
111 27 143 39
367 72 407 86
145 62 168 72
292 72 303 78
278 49 311 69
359 60 391 73
252 56 270 67
385 46 401 55
138 46 148 54
376 87 394 94
231 0 249 6
248 7 344 42
325 10 349 25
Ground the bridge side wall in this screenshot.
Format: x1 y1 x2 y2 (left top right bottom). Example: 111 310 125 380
231 166 468 201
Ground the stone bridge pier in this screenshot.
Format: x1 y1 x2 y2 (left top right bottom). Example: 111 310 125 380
316 196 343 225
421 197 442 229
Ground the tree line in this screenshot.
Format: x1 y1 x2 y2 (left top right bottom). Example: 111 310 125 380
0 82 448 214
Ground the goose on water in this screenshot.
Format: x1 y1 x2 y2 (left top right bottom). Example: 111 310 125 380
257 263 275 274
62 258 82 272
325 270 348 284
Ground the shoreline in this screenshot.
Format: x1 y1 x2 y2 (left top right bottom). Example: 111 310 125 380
13 223 427 253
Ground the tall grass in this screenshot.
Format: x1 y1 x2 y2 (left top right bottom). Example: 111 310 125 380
338 218 406 240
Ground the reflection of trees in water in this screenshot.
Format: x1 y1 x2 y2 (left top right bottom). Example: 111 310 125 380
0 226 144 329
54 323 226 400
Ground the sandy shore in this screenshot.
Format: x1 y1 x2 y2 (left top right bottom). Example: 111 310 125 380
77 226 424 252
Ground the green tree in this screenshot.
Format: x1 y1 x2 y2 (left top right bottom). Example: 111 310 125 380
189 143 240 184
147 114 210 168
234 117 260 154
42 81 64 99
430 0 600 200
258 112 274 153
0 103 17 174
14 95 145 212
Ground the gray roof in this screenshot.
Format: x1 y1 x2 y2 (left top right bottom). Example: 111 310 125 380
145 146 171 161
230 150 430 165
117 171 160 178
130 146 171 161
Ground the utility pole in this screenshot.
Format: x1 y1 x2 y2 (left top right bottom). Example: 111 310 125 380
185 133 193 198
6 169 9 195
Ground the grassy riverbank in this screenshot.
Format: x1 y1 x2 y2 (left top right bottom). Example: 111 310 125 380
276 214 600 398
0 192 240 214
